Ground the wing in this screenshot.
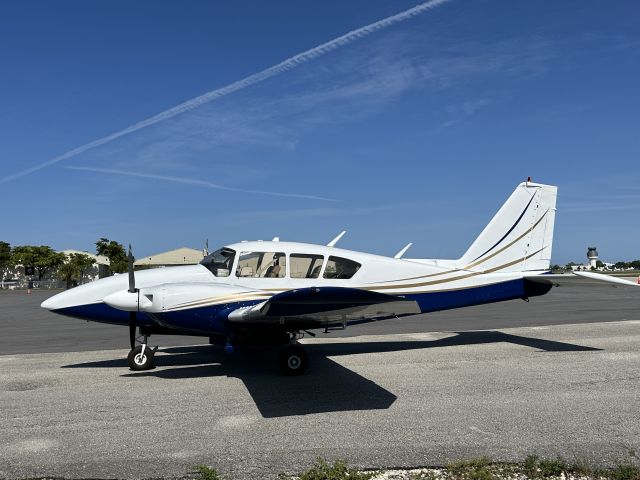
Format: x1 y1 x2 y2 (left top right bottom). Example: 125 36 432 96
525 271 640 288
227 286 421 328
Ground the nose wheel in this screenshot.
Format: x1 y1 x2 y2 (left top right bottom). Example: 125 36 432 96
278 344 309 376
127 335 156 371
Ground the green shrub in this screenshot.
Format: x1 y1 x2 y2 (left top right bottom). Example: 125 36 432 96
570 455 595 478
609 462 640 480
193 464 224 480
537 457 567 477
523 455 540 477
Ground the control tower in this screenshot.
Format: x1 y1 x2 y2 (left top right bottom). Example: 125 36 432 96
587 247 599 269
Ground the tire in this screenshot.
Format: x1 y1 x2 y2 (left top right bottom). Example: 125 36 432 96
278 345 309 376
127 345 155 371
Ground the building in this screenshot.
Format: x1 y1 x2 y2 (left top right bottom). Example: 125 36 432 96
570 246 613 271
134 247 204 268
587 247 599 269
61 250 111 280
2 249 110 289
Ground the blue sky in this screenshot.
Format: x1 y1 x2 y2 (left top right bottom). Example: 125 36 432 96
1 0 639 264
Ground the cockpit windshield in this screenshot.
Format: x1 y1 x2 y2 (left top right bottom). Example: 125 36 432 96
200 248 236 277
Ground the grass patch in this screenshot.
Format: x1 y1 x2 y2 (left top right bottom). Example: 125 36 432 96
570 455 596 478
538 457 568 477
191 451 640 480
607 462 640 480
523 455 540 477
193 464 224 480
521 454 571 478
446 457 494 480
278 458 374 480
409 471 441 480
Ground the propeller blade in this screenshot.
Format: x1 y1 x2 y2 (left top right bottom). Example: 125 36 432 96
128 244 136 349
127 244 135 293
129 312 136 349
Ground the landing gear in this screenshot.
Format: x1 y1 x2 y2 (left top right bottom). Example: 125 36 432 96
278 344 309 376
127 334 156 371
127 344 155 370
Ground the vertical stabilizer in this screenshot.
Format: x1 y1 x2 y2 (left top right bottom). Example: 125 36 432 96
457 181 557 273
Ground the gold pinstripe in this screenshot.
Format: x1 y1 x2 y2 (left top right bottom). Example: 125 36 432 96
163 207 550 312
361 245 547 291
161 246 548 311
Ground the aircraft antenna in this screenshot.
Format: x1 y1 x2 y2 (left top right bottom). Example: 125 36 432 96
394 243 413 259
327 231 346 247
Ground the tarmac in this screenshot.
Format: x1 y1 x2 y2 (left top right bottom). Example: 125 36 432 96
1 284 639 479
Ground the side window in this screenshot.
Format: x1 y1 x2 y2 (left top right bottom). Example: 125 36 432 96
236 252 286 278
290 254 324 279
323 256 361 279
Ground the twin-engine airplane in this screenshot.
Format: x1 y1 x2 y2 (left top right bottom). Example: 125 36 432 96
42 180 638 374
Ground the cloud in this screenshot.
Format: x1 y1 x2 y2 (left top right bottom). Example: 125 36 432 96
1 0 453 184
65 166 339 202
435 97 495 130
112 36 558 167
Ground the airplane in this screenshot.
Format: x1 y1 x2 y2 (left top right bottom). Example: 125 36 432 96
41 180 639 375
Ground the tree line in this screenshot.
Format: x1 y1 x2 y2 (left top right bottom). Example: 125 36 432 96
0 238 128 289
550 260 640 272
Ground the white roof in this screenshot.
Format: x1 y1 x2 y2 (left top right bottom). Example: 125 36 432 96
135 247 204 266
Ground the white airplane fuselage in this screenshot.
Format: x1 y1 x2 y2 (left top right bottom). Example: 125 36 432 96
41 240 551 337
42 181 558 339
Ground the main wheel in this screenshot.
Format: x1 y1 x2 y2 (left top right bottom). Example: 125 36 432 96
127 345 155 371
278 345 309 376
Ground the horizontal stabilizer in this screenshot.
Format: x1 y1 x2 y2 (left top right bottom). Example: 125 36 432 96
525 272 640 288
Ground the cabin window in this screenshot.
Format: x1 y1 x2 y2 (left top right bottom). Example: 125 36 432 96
236 251 286 278
200 248 236 277
323 256 361 279
290 254 324 279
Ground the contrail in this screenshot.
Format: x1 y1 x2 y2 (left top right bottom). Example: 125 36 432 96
65 166 339 202
1 0 452 184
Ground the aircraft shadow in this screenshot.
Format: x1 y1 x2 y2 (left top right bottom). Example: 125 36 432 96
61 331 600 418
311 330 602 357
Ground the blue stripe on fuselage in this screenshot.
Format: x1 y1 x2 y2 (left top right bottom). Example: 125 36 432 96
50 299 264 335
50 279 533 333
406 278 527 312
52 302 158 327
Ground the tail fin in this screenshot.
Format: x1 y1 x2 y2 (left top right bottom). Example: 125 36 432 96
457 181 557 273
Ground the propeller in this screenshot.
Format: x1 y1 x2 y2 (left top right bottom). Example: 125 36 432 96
127 244 136 349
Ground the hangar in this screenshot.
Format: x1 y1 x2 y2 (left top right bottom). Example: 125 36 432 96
133 247 204 269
